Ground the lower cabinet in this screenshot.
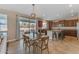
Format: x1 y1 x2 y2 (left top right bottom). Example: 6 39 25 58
64 30 77 37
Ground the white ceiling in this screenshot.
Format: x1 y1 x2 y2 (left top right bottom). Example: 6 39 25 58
0 4 79 20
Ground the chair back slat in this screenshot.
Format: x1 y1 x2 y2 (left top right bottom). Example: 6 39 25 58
23 35 29 42
40 36 49 48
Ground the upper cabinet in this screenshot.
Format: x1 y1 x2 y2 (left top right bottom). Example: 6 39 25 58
58 20 65 25
52 18 78 27
64 19 78 27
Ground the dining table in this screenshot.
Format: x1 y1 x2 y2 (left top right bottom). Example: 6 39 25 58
23 32 48 53
23 32 39 53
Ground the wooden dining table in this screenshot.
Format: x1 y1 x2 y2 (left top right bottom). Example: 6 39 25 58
23 33 39 53
23 33 49 53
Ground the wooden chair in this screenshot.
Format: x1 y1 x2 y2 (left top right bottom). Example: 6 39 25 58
23 35 34 53
0 37 3 44
35 35 49 54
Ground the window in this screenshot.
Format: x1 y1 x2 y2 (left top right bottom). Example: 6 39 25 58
0 14 8 39
17 17 37 39
29 19 37 39
17 17 30 38
30 19 36 32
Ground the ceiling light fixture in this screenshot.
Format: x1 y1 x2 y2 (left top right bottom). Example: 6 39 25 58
30 4 36 19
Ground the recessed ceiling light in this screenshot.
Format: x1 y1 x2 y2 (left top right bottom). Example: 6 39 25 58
69 4 72 7
71 9 74 13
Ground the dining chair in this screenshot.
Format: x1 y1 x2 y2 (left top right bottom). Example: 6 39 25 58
0 37 3 44
23 35 34 53
35 35 49 54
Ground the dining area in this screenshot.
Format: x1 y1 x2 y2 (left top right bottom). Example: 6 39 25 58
0 4 79 54
21 31 49 54
0 2 79 59
0 17 79 54
6 31 79 54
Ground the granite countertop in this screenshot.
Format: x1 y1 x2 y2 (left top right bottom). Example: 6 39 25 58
52 27 77 30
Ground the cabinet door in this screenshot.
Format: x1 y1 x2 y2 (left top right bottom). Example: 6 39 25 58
64 20 78 27
64 19 77 36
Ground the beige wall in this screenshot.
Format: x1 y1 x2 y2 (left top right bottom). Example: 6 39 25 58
8 12 17 40
0 9 28 40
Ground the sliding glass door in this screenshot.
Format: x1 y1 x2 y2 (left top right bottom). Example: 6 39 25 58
17 17 37 39
29 19 37 39
0 14 8 39
17 17 30 39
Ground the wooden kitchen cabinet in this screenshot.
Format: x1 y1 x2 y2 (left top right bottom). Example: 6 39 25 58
64 19 78 37
64 30 77 37
58 20 65 25
53 18 78 37
64 19 78 27
48 21 53 30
